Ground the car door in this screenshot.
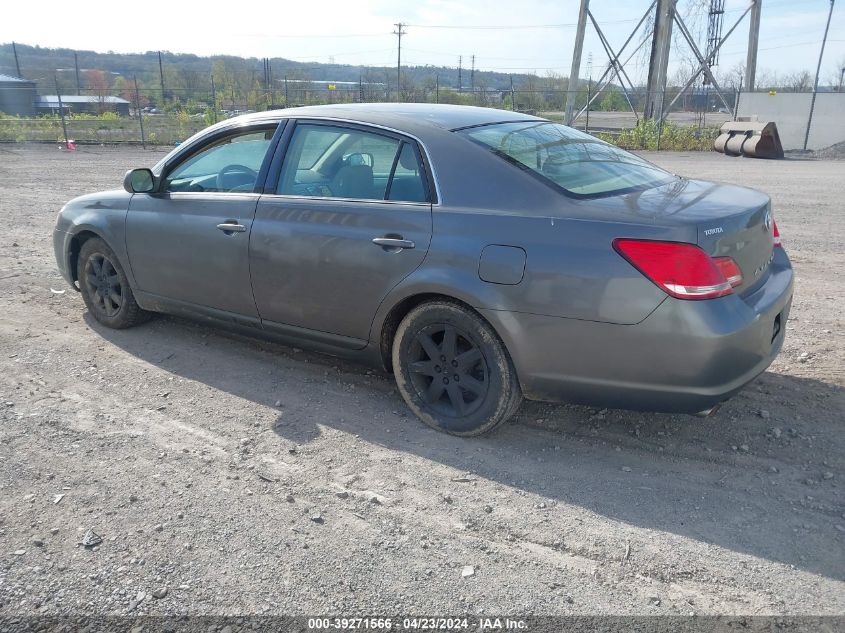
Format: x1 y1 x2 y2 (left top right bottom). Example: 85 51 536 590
250 121 434 344
126 123 281 320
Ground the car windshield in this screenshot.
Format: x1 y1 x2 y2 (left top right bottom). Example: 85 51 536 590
459 121 676 197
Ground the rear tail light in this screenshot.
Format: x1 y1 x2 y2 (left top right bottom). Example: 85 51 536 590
773 220 781 247
713 256 743 287
612 239 734 300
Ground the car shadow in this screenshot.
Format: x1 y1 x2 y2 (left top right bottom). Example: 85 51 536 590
86 312 845 582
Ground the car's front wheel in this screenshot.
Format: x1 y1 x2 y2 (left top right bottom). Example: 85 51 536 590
77 237 149 329
392 301 522 436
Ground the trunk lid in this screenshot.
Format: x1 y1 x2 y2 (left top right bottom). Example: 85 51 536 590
578 178 776 295
690 184 774 294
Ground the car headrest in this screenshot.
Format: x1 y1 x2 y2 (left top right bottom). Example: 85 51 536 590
399 147 418 171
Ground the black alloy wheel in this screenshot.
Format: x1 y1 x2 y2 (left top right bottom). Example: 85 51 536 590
393 301 522 436
77 237 149 329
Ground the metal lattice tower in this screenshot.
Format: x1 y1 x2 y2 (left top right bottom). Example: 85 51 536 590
565 0 762 123
706 0 726 66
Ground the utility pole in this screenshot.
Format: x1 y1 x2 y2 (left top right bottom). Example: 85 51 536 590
470 55 475 93
644 0 676 120
268 59 274 107
74 52 81 95
133 75 146 149
585 75 591 132
12 42 21 77
839 67 845 92
54 75 69 149
745 0 762 91
435 73 439 103
458 56 462 92
804 0 835 151
262 58 268 107
564 0 589 125
158 51 166 103
210 75 217 122
735 74 742 119
394 22 406 102
510 74 515 111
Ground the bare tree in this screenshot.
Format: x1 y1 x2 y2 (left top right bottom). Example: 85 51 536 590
828 55 845 91
782 70 812 92
754 68 780 91
399 73 418 103
178 68 204 101
85 69 110 113
716 61 745 92
360 67 388 102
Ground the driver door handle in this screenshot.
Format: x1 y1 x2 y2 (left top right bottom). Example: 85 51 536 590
217 221 246 233
372 237 415 250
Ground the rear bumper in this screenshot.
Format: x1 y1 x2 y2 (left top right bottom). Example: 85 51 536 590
481 248 794 414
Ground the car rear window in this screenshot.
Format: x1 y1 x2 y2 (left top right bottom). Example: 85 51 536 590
458 121 675 197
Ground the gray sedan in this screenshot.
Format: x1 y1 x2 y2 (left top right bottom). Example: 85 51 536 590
53 104 793 435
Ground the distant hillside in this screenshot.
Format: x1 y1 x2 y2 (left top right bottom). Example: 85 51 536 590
0 42 541 97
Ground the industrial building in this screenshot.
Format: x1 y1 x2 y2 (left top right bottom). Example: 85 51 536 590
0 74 37 116
34 95 131 116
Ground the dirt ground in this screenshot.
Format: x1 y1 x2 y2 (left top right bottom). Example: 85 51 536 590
0 144 842 617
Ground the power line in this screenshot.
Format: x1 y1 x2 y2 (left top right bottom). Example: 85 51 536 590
403 47 545 61
405 17 645 30
718 38 845 57
240 32 389 39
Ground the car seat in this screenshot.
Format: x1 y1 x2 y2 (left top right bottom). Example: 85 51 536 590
330 163 374 199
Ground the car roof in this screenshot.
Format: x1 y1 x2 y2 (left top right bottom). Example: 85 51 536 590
235 103 545 132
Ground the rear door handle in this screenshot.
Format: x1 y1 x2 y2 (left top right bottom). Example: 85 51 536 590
217 221 246 234
372 237 415 250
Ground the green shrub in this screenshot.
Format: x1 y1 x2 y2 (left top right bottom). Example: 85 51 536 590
599 119 717 151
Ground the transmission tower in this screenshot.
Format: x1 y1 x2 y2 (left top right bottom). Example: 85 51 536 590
706 0 726 67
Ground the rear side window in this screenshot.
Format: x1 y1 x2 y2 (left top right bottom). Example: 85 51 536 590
277 124 429 203
278 124 399 200
387 143 427 203
458 121 675 197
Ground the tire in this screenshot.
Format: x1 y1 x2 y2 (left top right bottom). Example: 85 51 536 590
392 301 522 436
77 237 149 329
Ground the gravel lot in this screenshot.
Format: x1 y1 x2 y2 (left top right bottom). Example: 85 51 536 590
0 144 842 617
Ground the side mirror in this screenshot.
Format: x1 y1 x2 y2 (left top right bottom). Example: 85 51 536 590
123 168 155 193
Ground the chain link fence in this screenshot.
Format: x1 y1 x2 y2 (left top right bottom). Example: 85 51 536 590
0 82 735 149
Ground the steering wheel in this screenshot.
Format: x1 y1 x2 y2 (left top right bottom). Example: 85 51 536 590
216 164 258 192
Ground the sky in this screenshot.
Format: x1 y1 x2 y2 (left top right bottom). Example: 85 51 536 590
3 0 843 84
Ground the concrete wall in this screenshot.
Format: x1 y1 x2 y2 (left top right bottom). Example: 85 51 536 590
736 92 845 151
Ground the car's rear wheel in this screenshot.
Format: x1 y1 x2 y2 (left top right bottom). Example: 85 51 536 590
392 301 522 436
77 237 148 329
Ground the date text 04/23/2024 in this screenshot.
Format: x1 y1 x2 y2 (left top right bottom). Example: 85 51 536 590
307 617 528 630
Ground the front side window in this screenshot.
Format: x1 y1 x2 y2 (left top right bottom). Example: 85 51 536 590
164 127 275 193
458 121 675 197
277 123 428 203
